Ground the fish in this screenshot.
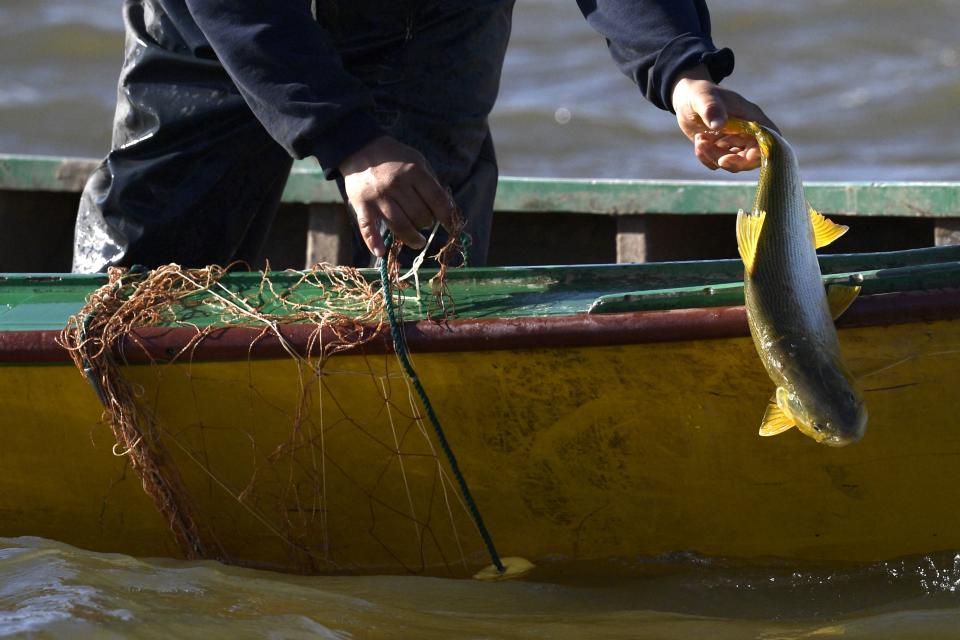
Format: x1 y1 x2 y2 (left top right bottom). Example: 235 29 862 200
729 118 867 447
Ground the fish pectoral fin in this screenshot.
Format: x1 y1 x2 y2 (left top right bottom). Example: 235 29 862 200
826 283 862 320
736 209 767 274
809 206 849 249
759 392 797 437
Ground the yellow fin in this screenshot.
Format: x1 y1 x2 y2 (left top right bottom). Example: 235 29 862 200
736 209 766 274
809 206 848 249
726 118 771 156
826 284 861 320
759 390 796 437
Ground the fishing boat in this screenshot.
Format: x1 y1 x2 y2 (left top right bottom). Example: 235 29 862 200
2 154 960 577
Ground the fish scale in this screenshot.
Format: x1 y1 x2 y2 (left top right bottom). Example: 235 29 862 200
749 130 834 359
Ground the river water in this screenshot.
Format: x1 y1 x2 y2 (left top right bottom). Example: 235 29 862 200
5 536 960 640
2 0 959 181
4 1 960 638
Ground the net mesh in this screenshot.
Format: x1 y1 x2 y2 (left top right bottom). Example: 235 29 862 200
59 232 489 575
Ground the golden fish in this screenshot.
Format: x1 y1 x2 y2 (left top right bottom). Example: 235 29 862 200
731 118 867 446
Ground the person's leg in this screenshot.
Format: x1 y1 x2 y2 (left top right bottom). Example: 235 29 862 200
73 0 293 273
325 0 515 267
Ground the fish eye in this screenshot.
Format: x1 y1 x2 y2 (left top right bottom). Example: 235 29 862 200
813 422 825 432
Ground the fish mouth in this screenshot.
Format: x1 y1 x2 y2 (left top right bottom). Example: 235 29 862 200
795 424 835 445
796 422 864 448
821 433 858 448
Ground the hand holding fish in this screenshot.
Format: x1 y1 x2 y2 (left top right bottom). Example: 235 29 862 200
671 64 778 173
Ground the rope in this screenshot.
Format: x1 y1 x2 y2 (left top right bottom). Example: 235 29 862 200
80 312 108 407
377 232 505 575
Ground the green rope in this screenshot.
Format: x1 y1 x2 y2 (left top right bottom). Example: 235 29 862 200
377 233 505 575
80 312 108 407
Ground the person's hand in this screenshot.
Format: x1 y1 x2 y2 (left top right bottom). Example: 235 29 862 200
339 136 456 258
670 64 778 173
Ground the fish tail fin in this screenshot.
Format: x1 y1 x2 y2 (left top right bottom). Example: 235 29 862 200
726 118 773 157
726 117 762 137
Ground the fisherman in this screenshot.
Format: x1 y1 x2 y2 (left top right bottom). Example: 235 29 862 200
72 0 776 273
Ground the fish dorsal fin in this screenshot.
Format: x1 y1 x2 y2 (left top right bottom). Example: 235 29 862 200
809 206 848 249
826 284 862 320
759 389 797 437
736 209 767 274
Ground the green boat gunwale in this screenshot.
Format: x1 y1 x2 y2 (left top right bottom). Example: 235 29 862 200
3 246 960 364
2 286 959 364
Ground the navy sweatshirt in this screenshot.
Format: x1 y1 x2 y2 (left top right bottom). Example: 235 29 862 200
180 0 734 177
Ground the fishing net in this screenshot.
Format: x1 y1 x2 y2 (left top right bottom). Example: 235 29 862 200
59 229 503 576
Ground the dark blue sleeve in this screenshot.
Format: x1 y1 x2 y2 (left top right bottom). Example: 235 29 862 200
183 0 384 177
576 0 735 112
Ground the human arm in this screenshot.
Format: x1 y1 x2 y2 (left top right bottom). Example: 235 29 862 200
577 0 776 172
183 0 383 175
183 1 453 255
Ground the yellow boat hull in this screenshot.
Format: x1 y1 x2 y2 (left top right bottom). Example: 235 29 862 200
3 316 959 575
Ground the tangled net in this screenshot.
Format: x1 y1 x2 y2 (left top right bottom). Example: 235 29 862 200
58 229 489 575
